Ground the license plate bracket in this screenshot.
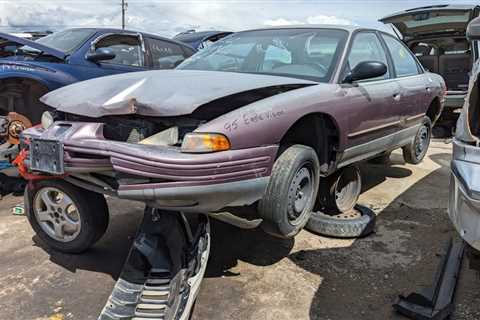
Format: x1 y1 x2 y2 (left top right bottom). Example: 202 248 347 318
30 139 64 175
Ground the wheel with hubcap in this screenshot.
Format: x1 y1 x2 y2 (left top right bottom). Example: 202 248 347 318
403 117 432 164
25 179 109 253
258 144 320 238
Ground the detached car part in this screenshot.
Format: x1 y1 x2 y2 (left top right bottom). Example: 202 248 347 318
99 208 209 320
393 239 465 320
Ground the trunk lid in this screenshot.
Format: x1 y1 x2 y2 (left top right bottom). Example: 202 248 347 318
380 5 480 40
0 32 66 60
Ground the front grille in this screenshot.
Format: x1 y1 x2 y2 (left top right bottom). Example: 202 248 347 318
103 120 159 143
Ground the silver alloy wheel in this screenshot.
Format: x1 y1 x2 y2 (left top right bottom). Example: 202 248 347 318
33 187 81 242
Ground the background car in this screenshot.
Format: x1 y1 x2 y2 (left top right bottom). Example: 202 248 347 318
0 28 196 125
449 16 480 257
381 4 480 135
173 30 233 50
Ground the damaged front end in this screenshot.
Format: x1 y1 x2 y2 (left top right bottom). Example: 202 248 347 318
19 115 275 213
14 70 316 213
449 28 480 251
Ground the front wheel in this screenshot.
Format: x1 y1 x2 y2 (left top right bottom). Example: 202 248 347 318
258 145 320 238
25 179 109 253
403 117 432 164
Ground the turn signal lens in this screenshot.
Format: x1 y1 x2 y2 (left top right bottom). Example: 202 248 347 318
181 133 230 153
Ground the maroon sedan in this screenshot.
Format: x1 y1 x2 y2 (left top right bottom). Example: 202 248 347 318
19 25 445 252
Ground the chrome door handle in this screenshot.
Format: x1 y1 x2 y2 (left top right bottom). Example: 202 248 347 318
393 93 401 101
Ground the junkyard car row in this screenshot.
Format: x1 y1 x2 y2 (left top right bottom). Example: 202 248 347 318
0 3 479 320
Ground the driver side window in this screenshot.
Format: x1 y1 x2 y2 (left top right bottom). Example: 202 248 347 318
347 32 389 81
94 34 144 67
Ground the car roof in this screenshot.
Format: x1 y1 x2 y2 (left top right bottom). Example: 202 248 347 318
61 27 192 48
381 4 480 21
174 30 232 41
238 24 374 34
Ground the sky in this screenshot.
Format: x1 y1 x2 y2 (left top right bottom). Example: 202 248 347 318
0 0 479 37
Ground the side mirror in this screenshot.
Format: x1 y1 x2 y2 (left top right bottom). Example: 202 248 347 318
86 48 116 63
467 16 480 41
343 61 387 83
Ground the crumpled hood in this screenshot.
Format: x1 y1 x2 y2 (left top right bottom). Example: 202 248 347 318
40 70 317 118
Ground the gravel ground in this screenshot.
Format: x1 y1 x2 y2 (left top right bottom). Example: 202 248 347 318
0 140 478 320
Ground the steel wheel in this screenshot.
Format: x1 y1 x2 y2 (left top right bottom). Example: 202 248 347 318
33 187 81 242
414 125 430 160
288 163 315 225
333 167 362 213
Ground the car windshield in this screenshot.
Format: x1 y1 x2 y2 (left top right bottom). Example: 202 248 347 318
22 29 94 54
178 28 348 82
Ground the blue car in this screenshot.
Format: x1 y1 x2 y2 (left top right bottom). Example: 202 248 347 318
0 28 196 124
173 30 232 50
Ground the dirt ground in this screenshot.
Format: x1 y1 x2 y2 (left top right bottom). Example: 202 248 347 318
0 140 479 320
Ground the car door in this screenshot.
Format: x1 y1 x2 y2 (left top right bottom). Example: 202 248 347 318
381 33 429 133
145 37 192 69
340 31 402 163
84 33 148 77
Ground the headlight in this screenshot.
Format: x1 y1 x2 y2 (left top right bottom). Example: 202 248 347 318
41 111 54 129
181 133 230 153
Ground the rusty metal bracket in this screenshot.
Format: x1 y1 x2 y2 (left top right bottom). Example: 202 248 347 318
393 239 465 320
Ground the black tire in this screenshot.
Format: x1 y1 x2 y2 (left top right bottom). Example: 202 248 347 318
403 117 432 164
306 204 376 238
258 145 320 238
25 179 109 253
317 165 362 214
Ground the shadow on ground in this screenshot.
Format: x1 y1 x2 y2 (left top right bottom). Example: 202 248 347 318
286 152 480 320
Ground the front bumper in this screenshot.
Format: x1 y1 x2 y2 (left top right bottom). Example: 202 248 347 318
449 138 480 250
21 122 277 213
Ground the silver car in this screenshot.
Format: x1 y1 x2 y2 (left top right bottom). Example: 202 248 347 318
449 16 480 250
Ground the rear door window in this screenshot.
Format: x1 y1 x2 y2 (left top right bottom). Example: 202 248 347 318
382 34 421 77
147 38 189 69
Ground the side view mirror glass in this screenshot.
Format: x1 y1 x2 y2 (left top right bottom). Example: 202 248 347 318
343 61 387 83
467 16 480 41
86 48 116 63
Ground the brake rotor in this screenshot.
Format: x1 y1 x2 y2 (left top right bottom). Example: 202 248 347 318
1 112 32 145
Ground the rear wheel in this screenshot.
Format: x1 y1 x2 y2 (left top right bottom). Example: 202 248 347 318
403 117 432 164
25 179 109 253
258 145 320 238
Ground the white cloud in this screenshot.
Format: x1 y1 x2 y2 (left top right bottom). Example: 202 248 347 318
264 15 352 27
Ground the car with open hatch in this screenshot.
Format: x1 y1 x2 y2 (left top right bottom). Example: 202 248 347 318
17 25 446 253
380 4 480 134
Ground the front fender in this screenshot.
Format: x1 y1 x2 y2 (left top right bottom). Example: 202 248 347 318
0 62 78 90
195 84 347 150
